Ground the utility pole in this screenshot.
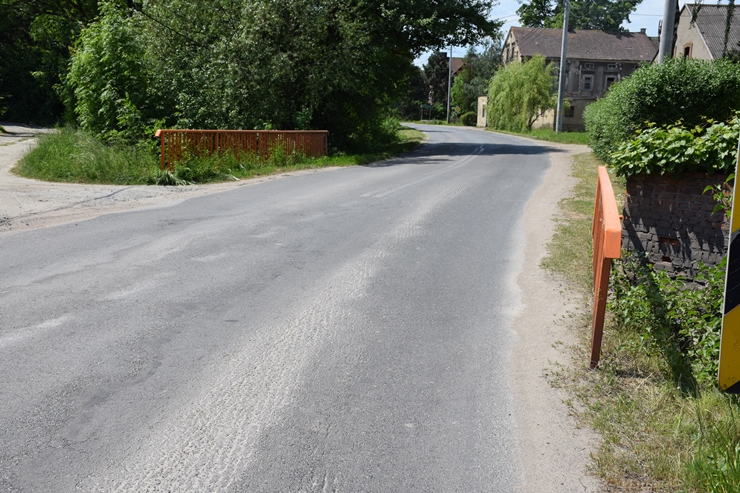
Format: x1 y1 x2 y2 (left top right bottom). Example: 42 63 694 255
657 0 678 62
447 46 453 124
555 0 570 133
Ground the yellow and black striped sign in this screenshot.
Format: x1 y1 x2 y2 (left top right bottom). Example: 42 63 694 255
720 150 740 393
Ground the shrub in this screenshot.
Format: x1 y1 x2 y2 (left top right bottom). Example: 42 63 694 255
460 111 477 126
609 115 740 177
585 58 740 163
609 253 726 390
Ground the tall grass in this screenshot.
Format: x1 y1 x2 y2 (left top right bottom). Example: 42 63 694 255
15 128 160 184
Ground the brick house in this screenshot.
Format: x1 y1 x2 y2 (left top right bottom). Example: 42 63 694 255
493 27 658 131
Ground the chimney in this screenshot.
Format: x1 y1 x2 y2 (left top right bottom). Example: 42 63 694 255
640 28 647 34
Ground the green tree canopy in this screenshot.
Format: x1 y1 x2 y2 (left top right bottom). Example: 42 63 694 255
451 41 501 113
486 54 556 131
516 0 642 32
60 0 501 151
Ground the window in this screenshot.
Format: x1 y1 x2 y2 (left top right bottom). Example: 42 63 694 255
583 62 594 69
583 75 593 90
605 76 616 90
564 106 575 118
607 63 618 71
683 43 692 58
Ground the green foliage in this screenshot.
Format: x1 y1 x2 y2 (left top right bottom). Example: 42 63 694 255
4 0 499 152
15 127 160 184
517 0 642 31
486 54 556 132
450 42 502 114
585 58 740 163
66 1 158 143
0 0 99 124
704 173 736 216
609 116 740 177
609 253 726 390
686 402 740 493
460 111 477 126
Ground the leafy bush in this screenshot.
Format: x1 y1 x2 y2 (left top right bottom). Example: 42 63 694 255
460 111 478 126
487 54 556 132
609 116 740 177
609 253 726 390
585 58 740 163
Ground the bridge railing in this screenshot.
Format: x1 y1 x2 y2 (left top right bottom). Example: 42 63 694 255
154 129 329 171
590 166 622 368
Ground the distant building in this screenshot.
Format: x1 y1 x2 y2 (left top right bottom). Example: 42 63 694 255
477 96 487 127
674 3 740 59
491 27 657 131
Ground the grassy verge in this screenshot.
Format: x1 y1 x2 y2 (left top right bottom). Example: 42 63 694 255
488 127 591 145
14 126 425 185
544 152 740 492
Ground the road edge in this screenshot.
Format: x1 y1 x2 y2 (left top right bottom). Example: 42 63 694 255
512 147 602 492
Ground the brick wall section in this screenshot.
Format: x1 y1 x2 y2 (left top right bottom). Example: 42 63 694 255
621 172 730 278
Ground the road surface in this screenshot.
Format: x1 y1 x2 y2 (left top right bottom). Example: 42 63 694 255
0 125 596 492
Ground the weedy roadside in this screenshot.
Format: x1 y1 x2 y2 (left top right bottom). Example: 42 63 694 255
542 152 740 492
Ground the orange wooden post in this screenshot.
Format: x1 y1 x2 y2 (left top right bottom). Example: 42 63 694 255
590 166 622 368
155 130 165 170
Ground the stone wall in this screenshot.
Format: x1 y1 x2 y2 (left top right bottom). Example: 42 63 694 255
621 172 730 278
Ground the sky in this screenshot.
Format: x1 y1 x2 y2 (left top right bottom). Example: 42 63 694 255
414 0 703 67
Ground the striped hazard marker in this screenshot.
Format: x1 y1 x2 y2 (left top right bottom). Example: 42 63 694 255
721 150 740 393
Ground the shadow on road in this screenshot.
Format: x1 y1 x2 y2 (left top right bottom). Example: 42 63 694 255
365 142 565 168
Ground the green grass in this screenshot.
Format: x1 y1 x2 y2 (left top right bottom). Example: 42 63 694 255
543 151 740 492
14 129 161 184
489 127 591 145
14 126 425 185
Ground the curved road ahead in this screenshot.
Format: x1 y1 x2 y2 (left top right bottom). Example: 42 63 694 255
1 125 575 491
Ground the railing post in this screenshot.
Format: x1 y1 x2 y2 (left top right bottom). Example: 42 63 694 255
590 166 622 368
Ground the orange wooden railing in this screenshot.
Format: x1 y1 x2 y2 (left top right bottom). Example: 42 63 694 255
154 129 329 171
590 166 622 368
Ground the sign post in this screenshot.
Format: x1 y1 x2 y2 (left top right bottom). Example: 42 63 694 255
719 139 740 393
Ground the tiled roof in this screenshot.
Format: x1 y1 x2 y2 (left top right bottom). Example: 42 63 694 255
451 57 465 75
686 3 740 59
509 27 658 62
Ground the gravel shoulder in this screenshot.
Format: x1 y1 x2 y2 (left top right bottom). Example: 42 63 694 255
512 140 602 492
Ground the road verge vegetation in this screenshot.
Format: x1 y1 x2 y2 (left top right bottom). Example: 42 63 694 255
13 126 425 186
544 152 740 492
488 127 590 145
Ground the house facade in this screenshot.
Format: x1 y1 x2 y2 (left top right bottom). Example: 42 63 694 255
493 27 658 131
674 4 740 60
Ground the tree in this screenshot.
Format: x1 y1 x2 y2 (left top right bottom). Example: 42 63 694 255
423 50 450 109
486 54 556 131
64 0 501 151
451 41 502 113
516 0 642 32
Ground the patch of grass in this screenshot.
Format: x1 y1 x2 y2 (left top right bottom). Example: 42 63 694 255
543 151 740 492
14 126 426 185
14 128 160 184
489 127 591 145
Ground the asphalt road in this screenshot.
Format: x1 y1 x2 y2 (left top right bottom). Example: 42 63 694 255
0 125 557 492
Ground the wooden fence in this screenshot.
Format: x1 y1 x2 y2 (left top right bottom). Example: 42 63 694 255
590 166 622 368
154 129 329 171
